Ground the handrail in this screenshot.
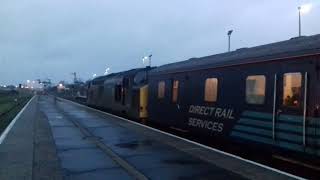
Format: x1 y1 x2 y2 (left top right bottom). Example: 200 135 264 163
303 72 308 146
272 74 277 140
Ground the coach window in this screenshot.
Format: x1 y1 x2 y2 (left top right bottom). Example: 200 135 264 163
204 78 218 102
283 73 302 107
158 81 165 99
172 80 179 103
246 75 266 104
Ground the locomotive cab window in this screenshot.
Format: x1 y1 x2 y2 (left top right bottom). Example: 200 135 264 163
204 78 218 102
172 80 179 103
158 81 165 99
246 75 266 104
115 85 122 101
283 72 302 107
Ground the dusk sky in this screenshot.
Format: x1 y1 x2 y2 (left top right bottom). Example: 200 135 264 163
1 0 319 85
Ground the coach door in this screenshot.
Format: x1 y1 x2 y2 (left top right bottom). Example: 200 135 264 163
122 77 129 106
274 72 308 148
168 76 188 131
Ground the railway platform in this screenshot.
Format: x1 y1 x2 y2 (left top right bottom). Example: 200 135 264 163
0 95 302 180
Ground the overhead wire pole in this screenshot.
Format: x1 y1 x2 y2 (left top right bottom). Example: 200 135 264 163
71 72 77 83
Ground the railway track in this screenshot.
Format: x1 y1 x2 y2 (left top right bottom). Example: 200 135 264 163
1 100 24 117
0 97 31 133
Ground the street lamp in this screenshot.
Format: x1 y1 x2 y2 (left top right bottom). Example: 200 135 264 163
298 6 301 37
104 68 110 75
298 4 312 37
142 54 152 67
227 30 233 52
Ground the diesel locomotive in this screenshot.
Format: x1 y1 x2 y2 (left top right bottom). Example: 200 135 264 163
87 34 320 159
87 68 153 121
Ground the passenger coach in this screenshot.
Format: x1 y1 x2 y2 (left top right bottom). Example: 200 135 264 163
147 35 320 158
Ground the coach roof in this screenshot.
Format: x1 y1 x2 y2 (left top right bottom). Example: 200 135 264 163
150 34 320 75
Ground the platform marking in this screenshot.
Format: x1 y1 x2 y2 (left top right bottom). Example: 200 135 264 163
0 96 35 144
59 97 306 180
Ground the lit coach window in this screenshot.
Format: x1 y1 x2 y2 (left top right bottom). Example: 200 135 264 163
204 78 218 102
246 75 266 104
172 80 179 103
158 81 165 99
283 72 302 107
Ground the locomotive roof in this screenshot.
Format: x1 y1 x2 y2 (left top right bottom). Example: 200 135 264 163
91 67 151 84
91 73 116 84
150 34 320 75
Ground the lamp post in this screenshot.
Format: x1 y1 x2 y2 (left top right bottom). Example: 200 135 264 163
227 30 233 52
148 54 152 67
298 4 312 37
298 6 301 37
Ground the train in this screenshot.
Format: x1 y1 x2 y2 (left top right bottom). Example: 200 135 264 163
87 34 320 161
87 68 154 122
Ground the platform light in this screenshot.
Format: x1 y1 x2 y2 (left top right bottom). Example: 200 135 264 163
93 73 97 78
142 54 152 67
27 80 30 83
104 68 110 75
298 3 312 37
59 83 63 87
142 56 148 64
299 3 312 14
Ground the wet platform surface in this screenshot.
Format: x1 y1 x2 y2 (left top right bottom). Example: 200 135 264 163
0 96 298 180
